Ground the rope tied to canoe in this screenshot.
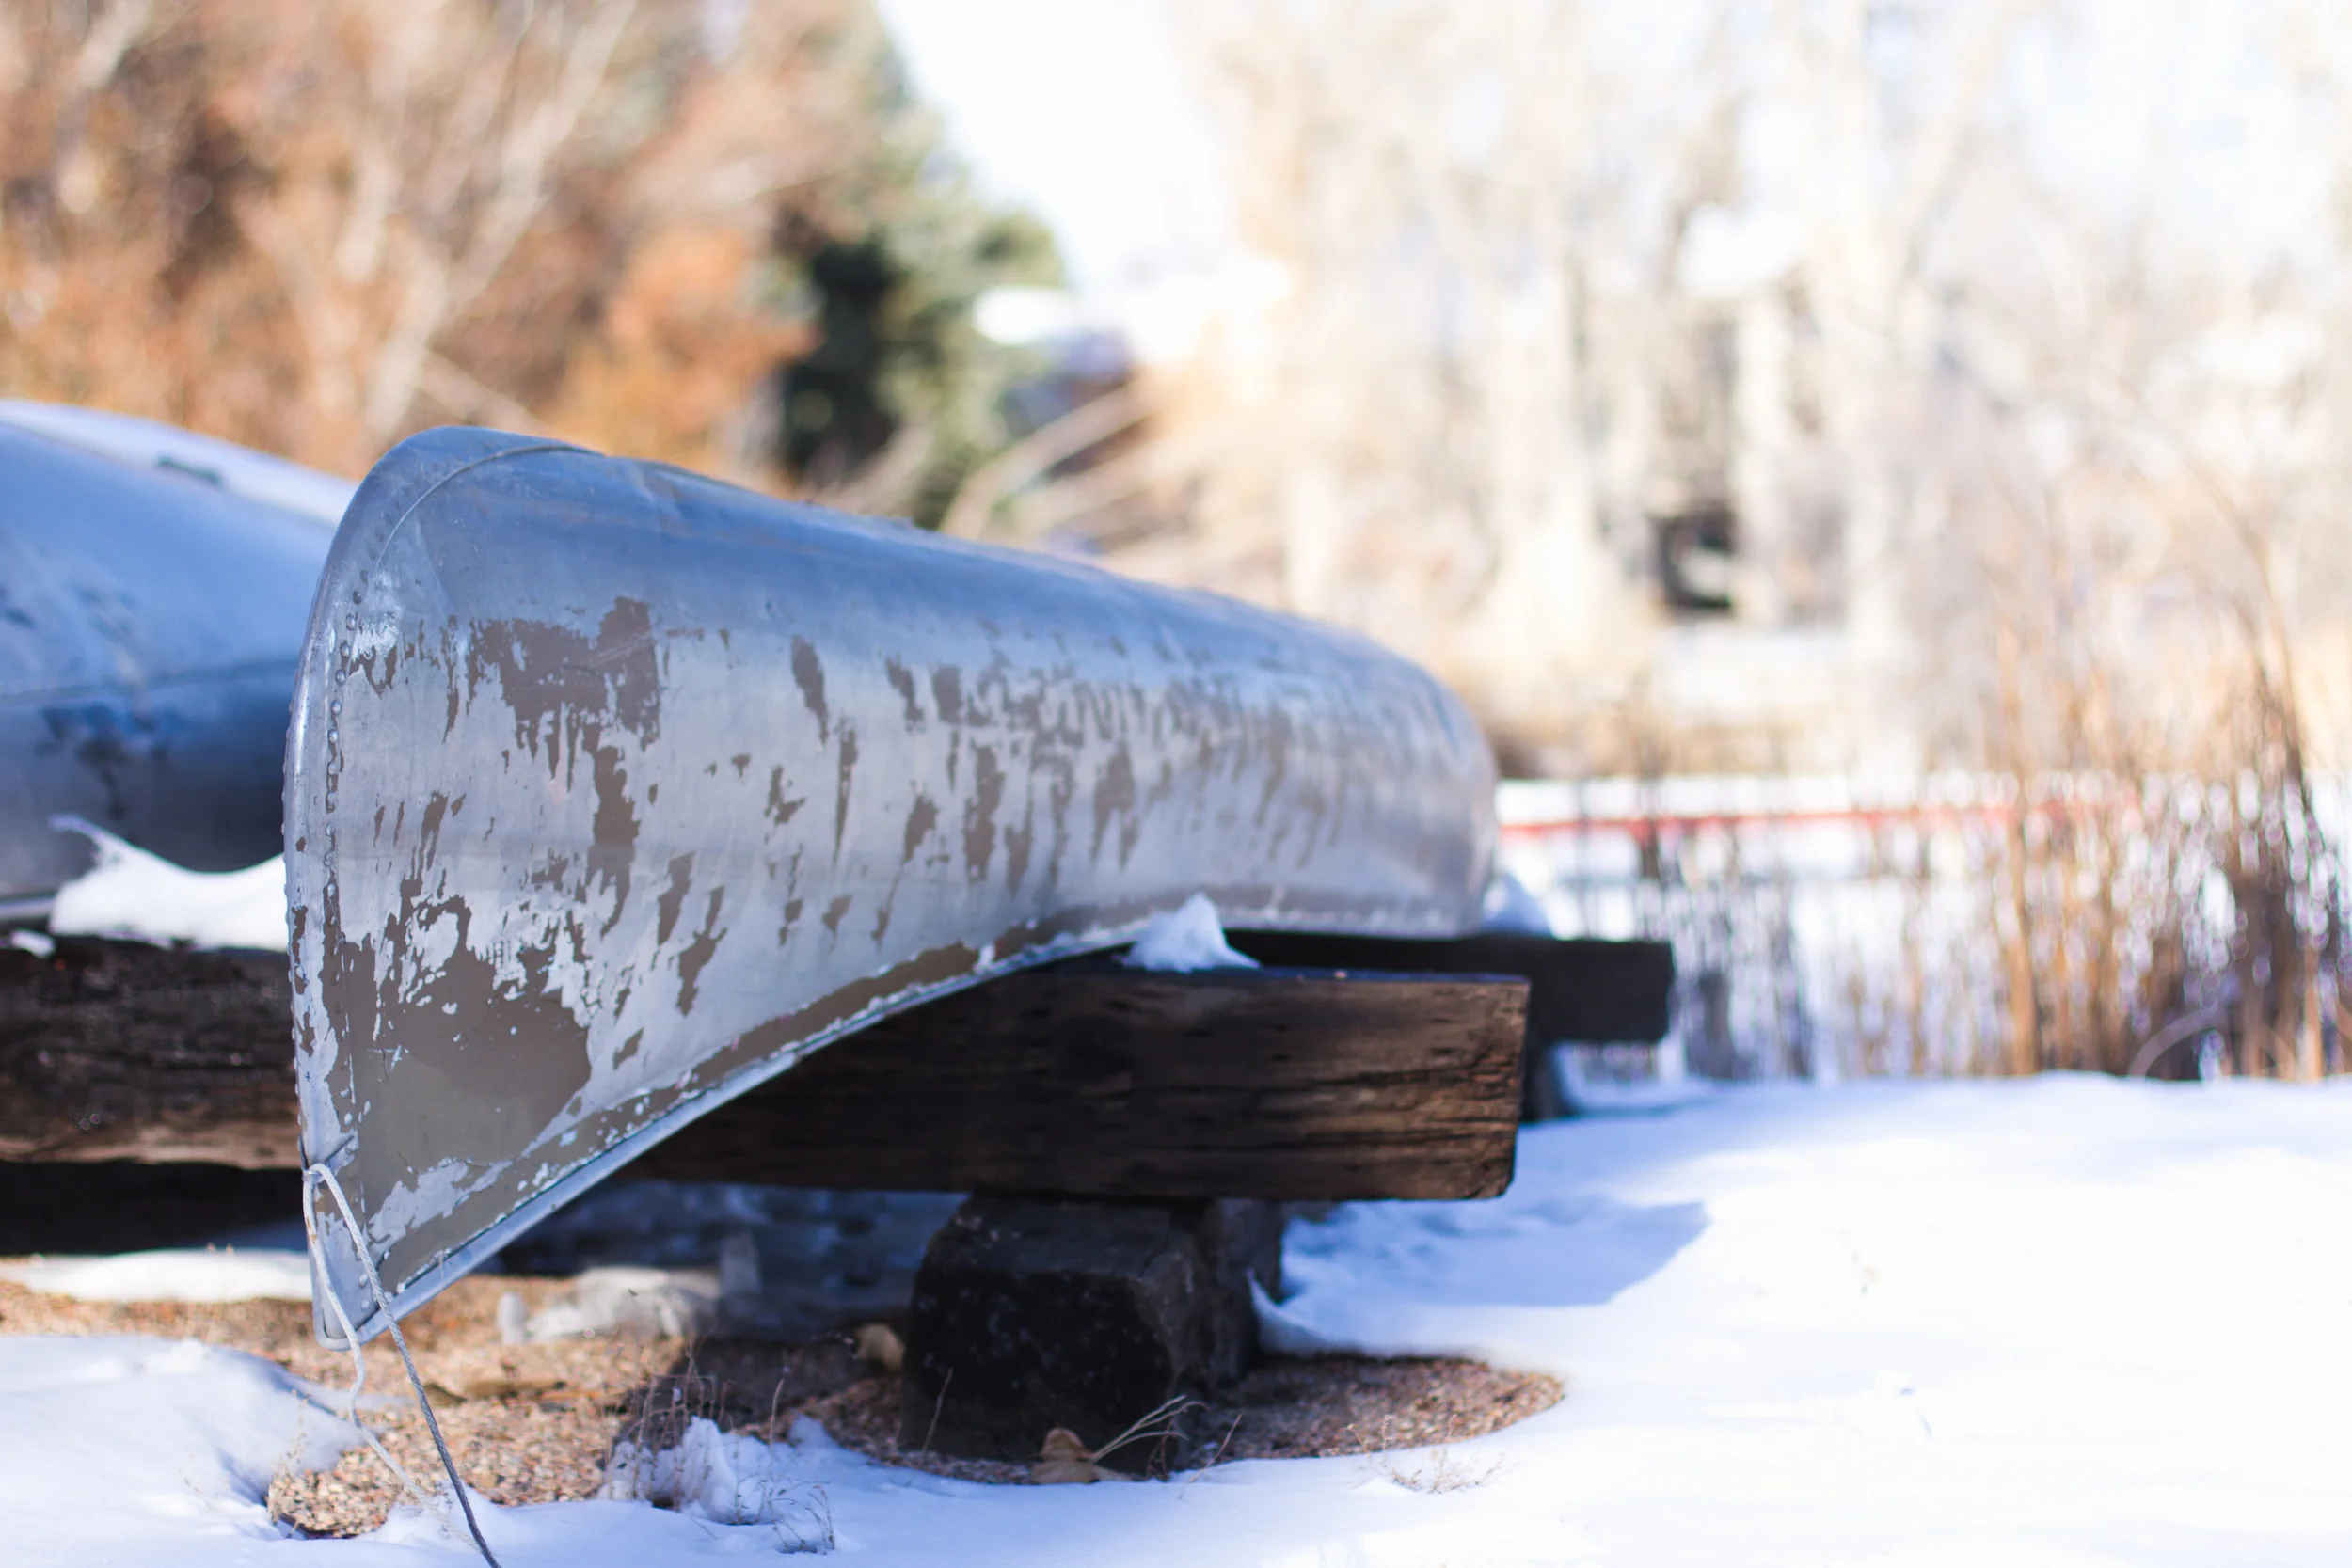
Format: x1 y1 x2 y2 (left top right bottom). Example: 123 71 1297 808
301 1163 502 1567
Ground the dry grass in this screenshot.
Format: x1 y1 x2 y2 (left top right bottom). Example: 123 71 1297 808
1369 1441 1506 1494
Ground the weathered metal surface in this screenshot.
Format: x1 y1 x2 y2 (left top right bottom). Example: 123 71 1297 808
291 428 1497 1343
0 415 341 912
0 401 358 527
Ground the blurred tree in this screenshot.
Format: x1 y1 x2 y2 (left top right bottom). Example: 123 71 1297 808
766 151 1060 524
1134 0 2352 1079
0 0 1054 514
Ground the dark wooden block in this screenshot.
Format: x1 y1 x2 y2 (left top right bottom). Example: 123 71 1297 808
1226 932 1675 1120
898 1195 1279 1468
634 961 1527 1201
1225 931 1675 1045
0 1160 300 1253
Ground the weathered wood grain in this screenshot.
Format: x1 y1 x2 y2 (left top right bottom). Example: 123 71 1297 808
1227 931 1675 1119
0 937 295 1166
632 961 1527 1201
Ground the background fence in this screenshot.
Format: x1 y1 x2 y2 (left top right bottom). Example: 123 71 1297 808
1496 775 2351 1084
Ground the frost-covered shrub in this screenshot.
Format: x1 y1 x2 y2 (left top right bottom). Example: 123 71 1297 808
605 1417 832 1552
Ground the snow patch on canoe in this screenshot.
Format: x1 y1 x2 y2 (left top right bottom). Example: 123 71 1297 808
1122 894 1259 972
44 819 286 951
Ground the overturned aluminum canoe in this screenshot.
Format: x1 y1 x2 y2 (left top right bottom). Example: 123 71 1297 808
292 428 1497 1342
0 408 347 916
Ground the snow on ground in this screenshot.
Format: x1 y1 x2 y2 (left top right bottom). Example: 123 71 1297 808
10 1076 2352 1565
0 1338 356 1561
1 1248 312 1304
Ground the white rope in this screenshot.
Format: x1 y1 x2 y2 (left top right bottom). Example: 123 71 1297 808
302 1164 503 1567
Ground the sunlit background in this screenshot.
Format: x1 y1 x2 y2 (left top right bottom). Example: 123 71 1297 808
7 0 2348 1084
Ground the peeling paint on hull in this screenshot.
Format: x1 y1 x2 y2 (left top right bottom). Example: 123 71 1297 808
289 429 1497 1344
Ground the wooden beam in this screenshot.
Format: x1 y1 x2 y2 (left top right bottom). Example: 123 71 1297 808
0 936 295 1167
1 942 1525 1200
1225 932 1674 1120
1225 931 1675 1046
631 961 1526 1201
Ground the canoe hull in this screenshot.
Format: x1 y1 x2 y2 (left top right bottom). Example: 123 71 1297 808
0 420 336 910
290 429 1497 1341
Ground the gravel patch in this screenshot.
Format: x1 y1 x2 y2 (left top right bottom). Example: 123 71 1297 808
2 1268 1561 1532
794 1358 1565 1484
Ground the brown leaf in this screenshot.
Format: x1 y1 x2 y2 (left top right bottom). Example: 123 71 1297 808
1038 1427 1092 1463
1028 1457 1104 1485
851 1321 903 1374
1031 1426 1106 1483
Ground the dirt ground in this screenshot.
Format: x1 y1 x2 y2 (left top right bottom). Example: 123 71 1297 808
0 1271 1563 1534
